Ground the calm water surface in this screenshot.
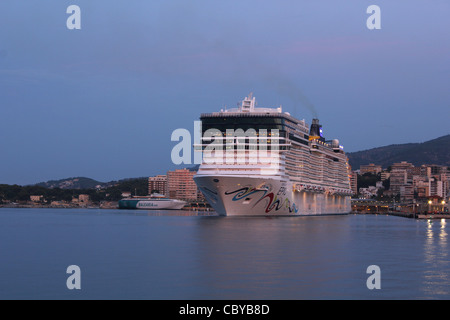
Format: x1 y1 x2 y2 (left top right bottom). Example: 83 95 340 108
0 208 449 299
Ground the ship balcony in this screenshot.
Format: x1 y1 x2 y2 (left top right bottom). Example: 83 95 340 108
196 165 285 177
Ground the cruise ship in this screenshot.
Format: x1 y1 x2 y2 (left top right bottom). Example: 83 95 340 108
118 194 187 210
193 93 352 216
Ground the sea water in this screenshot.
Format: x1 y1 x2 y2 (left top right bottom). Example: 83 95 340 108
0 208 449 299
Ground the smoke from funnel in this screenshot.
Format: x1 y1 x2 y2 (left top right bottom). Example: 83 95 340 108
271 77 318 119
259 69 318 119
204 35 319 119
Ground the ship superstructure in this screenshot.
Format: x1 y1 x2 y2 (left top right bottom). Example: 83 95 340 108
194 93 352 216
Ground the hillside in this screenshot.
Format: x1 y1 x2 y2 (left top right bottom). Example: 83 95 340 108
1 177 150 203
35 177 105 189
347 134 450 169
33 176 148 191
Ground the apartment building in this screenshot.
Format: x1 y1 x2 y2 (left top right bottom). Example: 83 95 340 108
148 175 168 196
167 168 198 201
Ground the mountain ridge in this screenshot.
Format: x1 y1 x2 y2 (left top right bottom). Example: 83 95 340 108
347 134 450 169
33 176 148 190
34 177 104 189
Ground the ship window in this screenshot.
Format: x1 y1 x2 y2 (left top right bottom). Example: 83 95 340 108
288 133 309 146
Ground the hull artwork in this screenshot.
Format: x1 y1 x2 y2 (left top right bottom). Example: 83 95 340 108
195 175 351 216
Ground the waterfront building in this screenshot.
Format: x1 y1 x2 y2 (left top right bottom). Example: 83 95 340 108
30 195 44 202
426 164 447 176
391 161 414 171
78 194 90 204
390 169 408 194
350 171 358 195
148 175 168 196
71 195 89 205
400 185 414 203
414 179 429 199
380 171 390 181
410 165 430 178
429 177 447 198
360 163 382 175
447 191 450 212
167 168 198 201
426 195 448 213
359 186 379 199
50 201 69 207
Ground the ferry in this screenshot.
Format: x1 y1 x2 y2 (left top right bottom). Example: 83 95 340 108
193 93 353 216
118 194 187 210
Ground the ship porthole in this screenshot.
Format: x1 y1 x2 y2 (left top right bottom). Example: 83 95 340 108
213 179 219 183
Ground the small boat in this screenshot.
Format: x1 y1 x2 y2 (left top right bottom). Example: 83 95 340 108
118 193 187 210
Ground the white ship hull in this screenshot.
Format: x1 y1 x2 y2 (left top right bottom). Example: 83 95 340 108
195 175 351 216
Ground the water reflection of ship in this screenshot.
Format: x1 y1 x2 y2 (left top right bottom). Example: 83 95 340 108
192 216 352 299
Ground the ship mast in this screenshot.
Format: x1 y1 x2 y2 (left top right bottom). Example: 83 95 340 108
239 93 256 112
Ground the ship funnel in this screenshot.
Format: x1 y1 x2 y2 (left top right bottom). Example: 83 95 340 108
309 118 322 141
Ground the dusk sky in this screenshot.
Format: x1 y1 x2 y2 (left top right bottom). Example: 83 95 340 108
1 1 449 185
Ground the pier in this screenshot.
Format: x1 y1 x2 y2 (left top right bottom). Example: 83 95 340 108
351 199 450 219
354 211 450 220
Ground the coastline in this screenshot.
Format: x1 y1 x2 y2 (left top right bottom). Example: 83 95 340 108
353 210 450 220
0 202 118 209
1 204 448 219
0 203 213 211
